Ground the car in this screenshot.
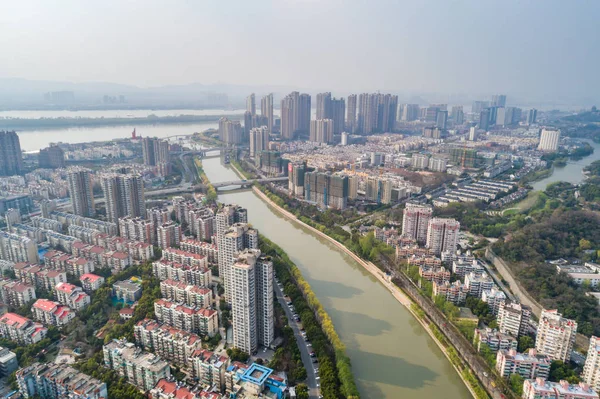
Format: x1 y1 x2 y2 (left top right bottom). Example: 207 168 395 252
316 376 320 380
312 359 318 363
306 343 312 347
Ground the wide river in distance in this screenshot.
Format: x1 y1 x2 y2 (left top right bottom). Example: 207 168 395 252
202 157 471 399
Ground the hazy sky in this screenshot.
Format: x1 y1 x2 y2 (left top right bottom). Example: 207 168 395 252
1 0 599 101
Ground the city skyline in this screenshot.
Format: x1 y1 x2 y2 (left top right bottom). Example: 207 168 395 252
0 1 598 105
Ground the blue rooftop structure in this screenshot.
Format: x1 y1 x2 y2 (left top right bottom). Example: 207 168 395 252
241 363 272 386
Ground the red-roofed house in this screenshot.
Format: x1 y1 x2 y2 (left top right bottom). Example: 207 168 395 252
55 282 90 311
154 299 218 337
0 312 47 344
0 279 36 307
32 299 75 327
160 279 212 308
134 318 203 366
80 273 105 292
149 379 198 399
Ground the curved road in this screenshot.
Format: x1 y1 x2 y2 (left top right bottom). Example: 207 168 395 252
274 280 320 398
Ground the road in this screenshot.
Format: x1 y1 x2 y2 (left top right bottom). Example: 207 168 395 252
274 280 320 399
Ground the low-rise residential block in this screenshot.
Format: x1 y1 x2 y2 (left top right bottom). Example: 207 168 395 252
16 362 107 399
103 339 171 391
31 298 75 327
154 298 218 337
0 313 47 344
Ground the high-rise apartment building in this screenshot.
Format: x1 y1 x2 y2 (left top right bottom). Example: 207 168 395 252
451 106 464 125
231 249 274 354
38 145 65 169
365 177 393 205
0 232 39 264
0 131 23 176
347 94 357 133
426 218 460 255
527 109 538 125
491 94 507 108
219 223 258 301
331 98 346 134
472 101 490 114
142 137 170 176
142 137 168 166
506 107 522 126
402 204 433 244
157 222 181 250
260 94 274 133
535 309 577 362
436 110 448 129
288 162 306 197
246 93 256 115
537 128 561 152
101 173 145 223
218 117 243 144
249 126 269 158
309 119 334 144
280 92 311 140
316 92 332 120
401 104 420 122
583 336 600 392
498 303 531 338
67 167 95 217
304 172 348 210
357 93 398 133
479 108 491 131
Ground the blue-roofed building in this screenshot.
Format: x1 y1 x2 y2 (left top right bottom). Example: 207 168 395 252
229 363 287 399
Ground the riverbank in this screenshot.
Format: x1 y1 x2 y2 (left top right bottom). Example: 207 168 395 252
0 114 242 130
227 163 479 398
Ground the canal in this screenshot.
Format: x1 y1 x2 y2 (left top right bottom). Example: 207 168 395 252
202 157 471 399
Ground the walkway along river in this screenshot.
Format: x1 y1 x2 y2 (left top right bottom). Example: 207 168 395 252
202 157 471 399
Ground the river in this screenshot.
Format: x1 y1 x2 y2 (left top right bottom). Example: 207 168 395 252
532 139 600 191
202 157 470 399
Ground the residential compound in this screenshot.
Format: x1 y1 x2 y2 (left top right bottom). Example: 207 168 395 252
17 362 107 399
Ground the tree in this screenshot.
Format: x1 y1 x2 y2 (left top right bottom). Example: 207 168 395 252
579 238 592 250
509 373 524 395
296 383 309 399
518 336 534 352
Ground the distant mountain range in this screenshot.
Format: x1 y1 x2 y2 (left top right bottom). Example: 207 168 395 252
0 77 594 111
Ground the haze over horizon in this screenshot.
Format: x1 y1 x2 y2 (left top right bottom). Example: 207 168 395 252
1 0 599 105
